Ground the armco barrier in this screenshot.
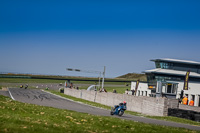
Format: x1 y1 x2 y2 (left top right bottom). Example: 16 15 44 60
64 88 167 116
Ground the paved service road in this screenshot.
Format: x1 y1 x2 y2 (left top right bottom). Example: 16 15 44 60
8 88 200 131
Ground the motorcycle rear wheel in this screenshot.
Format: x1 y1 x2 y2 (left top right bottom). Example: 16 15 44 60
110 108 114 115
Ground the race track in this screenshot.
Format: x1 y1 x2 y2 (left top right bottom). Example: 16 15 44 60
6 88 200 131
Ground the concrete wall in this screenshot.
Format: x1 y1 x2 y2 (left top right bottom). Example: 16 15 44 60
64 88 167 116
166 99 179 109
179 104 200 112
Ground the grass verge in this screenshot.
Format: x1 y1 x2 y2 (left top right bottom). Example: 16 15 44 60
0 78 129 85
0 95 198 133
0 78 130 94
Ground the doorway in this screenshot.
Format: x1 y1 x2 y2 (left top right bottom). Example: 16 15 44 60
167 83 172 93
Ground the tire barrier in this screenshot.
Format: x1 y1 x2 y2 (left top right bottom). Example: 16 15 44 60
168 108 200 122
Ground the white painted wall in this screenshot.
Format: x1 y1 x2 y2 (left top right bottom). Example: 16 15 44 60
173 81 200 106
131 80 200 107
131 81 151 96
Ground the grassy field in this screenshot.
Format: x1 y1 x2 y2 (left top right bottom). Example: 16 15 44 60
71 86 130 95
0 78 130 93
0 73 136 82
0 77 131 85
0 95 199 133
0 78 67 84
117 73 147 81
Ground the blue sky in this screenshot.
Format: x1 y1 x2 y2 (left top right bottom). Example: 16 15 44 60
0 0 200 78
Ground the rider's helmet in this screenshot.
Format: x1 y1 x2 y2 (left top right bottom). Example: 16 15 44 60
123 101 127 108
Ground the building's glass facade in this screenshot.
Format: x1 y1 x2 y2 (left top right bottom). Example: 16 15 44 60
155 61 200 73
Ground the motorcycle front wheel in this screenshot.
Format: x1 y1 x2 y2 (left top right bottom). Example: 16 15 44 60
118 110 124 116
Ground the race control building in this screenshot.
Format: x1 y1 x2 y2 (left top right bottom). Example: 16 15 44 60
143 58 200 107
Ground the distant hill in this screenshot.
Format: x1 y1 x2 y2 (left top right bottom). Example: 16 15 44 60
116 73 147 81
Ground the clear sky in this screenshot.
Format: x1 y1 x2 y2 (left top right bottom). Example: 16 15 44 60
1 0 200 78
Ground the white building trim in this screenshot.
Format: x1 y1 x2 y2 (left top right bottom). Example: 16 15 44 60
144 68 200 78
131 81 151 97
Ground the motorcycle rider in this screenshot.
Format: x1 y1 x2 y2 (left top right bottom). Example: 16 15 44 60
111 101 127 116
25 84 28 89
114 101 127 110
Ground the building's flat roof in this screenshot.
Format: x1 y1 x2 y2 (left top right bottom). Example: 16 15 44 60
150 58 200 65
143 68 200 78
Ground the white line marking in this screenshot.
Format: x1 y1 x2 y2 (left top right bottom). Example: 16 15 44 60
41 90 74 102
41 90 109 111
8 88 15 101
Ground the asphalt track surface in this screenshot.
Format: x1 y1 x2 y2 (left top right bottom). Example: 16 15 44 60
7 88 200 131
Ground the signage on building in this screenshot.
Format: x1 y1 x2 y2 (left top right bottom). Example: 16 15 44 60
148 85 156 89
183 70 190 90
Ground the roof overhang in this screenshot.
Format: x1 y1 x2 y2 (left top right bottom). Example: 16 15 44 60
143 68 200 78
150 58 200 66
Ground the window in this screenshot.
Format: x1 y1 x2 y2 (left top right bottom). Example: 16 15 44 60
155 62 173 69
157 82 178 94
155 76 181 82
155 62 161 68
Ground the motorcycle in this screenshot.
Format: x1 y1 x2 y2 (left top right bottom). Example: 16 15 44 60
110 103 127 116
25 84 28 89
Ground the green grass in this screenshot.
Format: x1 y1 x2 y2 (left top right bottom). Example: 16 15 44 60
146 116 200 126
48 90 200 127
103 86 130 94
0 78 66 83
0 78 131 94
0 95 198 133
117 73 147 81
0 78 128 85
76 86 129 94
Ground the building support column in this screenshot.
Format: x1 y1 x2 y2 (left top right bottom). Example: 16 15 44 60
188 94 192 105
195 94 199 106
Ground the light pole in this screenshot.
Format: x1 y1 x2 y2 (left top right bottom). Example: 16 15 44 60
101 66 106 89
66 67 105 89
